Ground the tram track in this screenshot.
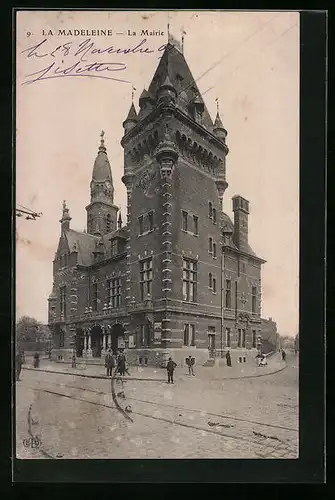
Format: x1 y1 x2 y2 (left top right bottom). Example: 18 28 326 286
20 380 298 456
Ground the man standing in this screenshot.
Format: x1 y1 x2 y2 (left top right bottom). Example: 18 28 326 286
186 355 195 376
166 357 177 384
117 350 127 376
105 349 114 377
281 349 286 362
226 350 232 367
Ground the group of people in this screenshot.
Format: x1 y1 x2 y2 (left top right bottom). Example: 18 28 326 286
104 349 129 377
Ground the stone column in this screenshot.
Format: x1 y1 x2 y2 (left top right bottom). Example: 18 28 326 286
108 333 111 349
87 330 92 357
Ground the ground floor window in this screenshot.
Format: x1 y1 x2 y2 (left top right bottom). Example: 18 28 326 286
183 324 195 346
59 329 65 348
252 330 257 348
226 327 231 347
140 324 150 347
238 328 246 348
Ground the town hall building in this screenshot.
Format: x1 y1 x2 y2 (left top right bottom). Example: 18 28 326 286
48 39 277 367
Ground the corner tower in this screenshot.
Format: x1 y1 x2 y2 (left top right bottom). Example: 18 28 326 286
86 131 119 235
121 40 229 353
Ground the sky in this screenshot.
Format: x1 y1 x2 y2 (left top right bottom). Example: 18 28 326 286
16 10 299 336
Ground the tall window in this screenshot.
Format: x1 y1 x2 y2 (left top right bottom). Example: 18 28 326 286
193 215 199 235
238 329 246 348
209 237 213 253
140 325 149 346
107 278 121 308
60 286 66 317
182 259 197 302
59 329 65 348
111 239 118 256
252 330 257 348
225 280 231 308
212 208 217 224
252 286 257 313
213 242 217 258
242 329 246 348
106 214 111 232
138 215 144 235
148 211 154 232
184 324 195 346
208 272 212 288
92 283 98 311
212 277 217 293
140 259 153 301
182 211 188 231
208 201 213 218
226 327 231 347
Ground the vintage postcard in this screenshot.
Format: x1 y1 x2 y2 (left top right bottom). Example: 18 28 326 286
15 10 300 462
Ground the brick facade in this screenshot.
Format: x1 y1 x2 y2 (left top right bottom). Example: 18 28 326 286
48 41 277 365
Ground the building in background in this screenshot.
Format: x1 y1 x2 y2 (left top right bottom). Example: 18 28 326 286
48 40 277 367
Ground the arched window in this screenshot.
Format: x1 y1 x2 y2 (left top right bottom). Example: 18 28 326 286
106 214 111 232
208 273 212 288
213 208 217 224
208 202 213 218
209 237 213 253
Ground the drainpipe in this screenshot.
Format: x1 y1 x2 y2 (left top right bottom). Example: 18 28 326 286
220 245 224 358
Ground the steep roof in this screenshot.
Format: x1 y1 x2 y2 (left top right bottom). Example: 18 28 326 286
147 43 214 130
125 102 138 122
66 229 99 266
92 144 112 183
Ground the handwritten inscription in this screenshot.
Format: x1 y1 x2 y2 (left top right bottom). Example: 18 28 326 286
21 38 167 86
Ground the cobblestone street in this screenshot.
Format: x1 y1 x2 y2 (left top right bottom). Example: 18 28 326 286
16 352 298 459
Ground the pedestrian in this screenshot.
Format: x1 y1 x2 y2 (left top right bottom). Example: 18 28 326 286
15 352 23 381
282 349 286 362
255 352 262 367
117 350 127 376
226 350 232 367
105 349 114 377
186 355 195 376
33 352 40 369
166 357 177 384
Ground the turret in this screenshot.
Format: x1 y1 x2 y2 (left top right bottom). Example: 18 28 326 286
213 111 227 143
122 103 138 135
157 75 177 107
86 131 119 235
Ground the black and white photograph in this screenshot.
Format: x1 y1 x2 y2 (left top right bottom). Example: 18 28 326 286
15 10 300 462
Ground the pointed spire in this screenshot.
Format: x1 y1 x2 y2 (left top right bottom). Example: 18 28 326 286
214 111 224 130
125 102 138 122
60 200 71 233
118 211 122 229
181 28 186 54
161 74 176 91
92 131 112 183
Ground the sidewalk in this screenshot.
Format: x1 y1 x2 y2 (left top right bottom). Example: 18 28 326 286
22 353 286 381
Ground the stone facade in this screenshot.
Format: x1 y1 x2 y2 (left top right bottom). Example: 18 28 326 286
48 41 277 366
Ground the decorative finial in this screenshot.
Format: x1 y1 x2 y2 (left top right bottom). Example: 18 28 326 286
215 97 219 113
131 85 136 102
100 130 105 144
63 200 66 211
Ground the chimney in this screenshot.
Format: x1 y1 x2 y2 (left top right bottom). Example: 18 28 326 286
232 195 249 249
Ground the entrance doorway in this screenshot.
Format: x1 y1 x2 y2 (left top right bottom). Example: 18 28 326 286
110 323 125 354
75 328 85 357
208 333 216 357
91 325 102 358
